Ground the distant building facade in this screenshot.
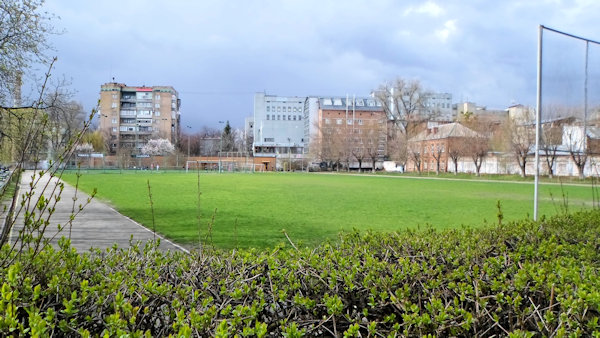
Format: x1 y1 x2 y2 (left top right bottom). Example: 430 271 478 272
311 96 387 170
99 83 181 155
253 93 306 169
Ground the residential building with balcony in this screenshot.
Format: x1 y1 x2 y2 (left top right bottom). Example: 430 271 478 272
98 83 181 155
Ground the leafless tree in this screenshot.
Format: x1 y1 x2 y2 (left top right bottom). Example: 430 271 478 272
364 120 385 173
506 119 535 178
408 142 422 173
447 139 465 175
564 126 588 179
374 77 430 168
44 87 86 159
540 124 562 179
430 143 444 175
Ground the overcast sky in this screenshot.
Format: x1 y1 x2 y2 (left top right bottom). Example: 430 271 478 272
42 0 600 130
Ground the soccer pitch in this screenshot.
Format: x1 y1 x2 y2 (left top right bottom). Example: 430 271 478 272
61 171 596 249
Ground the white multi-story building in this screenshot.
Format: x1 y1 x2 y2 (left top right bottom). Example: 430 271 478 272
423 92 453 120
253 93 306 168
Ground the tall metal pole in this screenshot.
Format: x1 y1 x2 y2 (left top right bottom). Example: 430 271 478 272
584 40 589 161
186 125 191 159
534 25 543 221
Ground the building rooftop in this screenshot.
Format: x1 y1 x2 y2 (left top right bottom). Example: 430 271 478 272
318 97 383 111
410 122 482 142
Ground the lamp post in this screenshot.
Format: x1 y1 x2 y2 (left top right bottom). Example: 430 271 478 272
287 137 291 172
218 121 224 173
136 122 141 168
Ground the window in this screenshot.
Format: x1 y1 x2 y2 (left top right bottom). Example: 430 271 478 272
283 115 286 120
288 115 291 120
155 103 160 108
112 127 117 132
293 107 297 112
347 119 353 125
288 107 292 112
293 115 297 121
155 111 160 116
111 102 117 108
155 94 160 100
111 118 117 124
267 106 270 112
336 119 342 125
264 138 274 142
277 107 281 112
358 119 363 125
325 118 331 124
277 115 280 120
266 115 270 120
298 116 302 120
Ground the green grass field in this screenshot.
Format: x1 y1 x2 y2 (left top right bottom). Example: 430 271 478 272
61 171 597 249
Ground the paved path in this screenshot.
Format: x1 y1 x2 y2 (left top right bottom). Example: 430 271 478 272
7 171 188 253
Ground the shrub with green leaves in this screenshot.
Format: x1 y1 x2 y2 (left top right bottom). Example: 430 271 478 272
0 210 599 336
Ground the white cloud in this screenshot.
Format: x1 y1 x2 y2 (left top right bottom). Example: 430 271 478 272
435 20 457 43
404 1 445 17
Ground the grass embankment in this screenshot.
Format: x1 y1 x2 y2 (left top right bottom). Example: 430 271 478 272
61 171 597 249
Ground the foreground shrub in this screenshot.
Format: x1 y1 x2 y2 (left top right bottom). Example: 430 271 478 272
1 210 599 336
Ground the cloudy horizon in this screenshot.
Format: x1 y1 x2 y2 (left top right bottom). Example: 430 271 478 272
37 0 600 130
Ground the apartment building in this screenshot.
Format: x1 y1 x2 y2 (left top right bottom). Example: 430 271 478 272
98 83 181 155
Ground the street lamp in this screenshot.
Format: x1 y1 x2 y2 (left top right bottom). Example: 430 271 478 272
136 122 141 168
287 137 291 172
218 121 224 173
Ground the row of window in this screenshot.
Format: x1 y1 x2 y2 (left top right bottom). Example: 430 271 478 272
112 102 161 109
113 93 177 101
325 118 366 125
266 114 302 121
418 143 446 153
266 106 301 113
119 110 162 117
119 126 154 132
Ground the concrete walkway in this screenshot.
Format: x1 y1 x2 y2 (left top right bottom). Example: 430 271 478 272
7 171 188 253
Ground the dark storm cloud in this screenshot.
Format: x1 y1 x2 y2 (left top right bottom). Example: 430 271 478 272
43 0 600 129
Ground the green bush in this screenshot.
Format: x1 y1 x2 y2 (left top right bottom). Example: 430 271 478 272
1 210 599 336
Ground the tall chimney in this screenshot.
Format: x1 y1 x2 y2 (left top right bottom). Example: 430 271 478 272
12 71 22 107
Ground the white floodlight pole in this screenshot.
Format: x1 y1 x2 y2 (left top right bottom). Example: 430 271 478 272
534 25 543 221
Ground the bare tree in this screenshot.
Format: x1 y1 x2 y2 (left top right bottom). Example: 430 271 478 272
375 77 430 169
540 124 561 179
408 142 422 173
564 126 588 179
374 78 428 134
466 140 487 176
430 143 444 175
44 88 86 159
386 122 408 169
364 120 385 173
447 139 465 175
506 119 534 178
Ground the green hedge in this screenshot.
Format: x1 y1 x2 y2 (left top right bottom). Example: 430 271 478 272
1 210 599 336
